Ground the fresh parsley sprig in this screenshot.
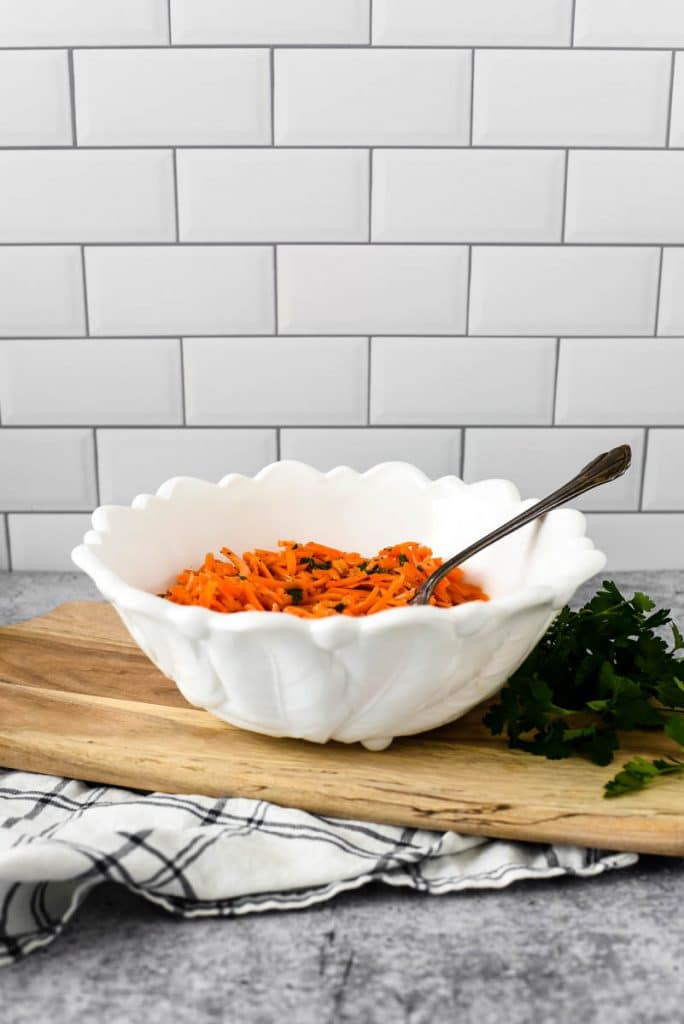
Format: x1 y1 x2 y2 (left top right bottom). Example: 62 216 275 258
604 715 684 798
482 580 684 798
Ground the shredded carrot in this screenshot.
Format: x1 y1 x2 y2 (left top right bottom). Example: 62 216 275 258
161 540 488 618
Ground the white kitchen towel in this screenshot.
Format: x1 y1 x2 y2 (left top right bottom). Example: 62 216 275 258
0 769 637 964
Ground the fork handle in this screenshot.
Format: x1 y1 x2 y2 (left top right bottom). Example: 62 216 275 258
412 444 632 606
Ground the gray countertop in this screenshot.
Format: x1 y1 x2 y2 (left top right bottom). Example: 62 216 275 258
2 571 684 1024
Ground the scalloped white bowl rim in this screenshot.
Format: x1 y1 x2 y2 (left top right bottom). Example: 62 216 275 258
71 460 604 635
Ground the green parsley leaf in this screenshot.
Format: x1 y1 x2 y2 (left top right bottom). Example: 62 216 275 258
665 713 684 747
604 755 683 798
603 713 684 797
285 587 303 606
300 557 332 571
482 580 684 797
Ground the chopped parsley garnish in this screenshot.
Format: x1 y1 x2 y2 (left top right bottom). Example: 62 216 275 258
334 603 346 613
398 553 408 566
300 557 332 571
362 563 397 576
285 587 303 605
482 580 684 798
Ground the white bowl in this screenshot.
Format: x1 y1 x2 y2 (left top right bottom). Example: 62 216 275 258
72 461 605 751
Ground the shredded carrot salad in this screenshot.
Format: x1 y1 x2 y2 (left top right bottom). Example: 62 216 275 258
161 540 488 618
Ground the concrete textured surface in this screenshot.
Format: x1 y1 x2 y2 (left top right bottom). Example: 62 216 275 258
1 570 684 1023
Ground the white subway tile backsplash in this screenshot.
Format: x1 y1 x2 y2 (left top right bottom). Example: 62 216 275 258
566 152 684 244
0 247 85 337
0 51 71 146
374 0 572 46
556 339 684 425
0 151 175 244
372 150 564 243
8 514 93 571
172 0 369 44
642 431 684 510
371 337 556 425
670 54 684 147
0 14 682 570
278 245 468 335
0 339 182 425
178 150 368 243
96 428 277 504
473 50 671 146
574 0 684 47
85 246 274 336
469 247 659 336
463 428 645 511
75 49 271 146
275 49 471 146
280 428 462 477
583 514 684 571
657 249 684 335
0 1 168 45
0 429 96 511
184 337 367 425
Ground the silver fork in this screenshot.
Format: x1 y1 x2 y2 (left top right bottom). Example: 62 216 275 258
411 444 632 606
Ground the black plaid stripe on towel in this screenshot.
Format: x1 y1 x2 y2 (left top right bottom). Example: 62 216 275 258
0 770 637 964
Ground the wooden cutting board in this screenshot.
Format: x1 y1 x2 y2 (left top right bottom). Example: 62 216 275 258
0 601 682 856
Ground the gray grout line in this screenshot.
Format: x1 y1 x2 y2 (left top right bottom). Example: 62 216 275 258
0 43 680 51
272 245 279 334
171 148 180 241
2 144 684 152
464 245 472 335
367 148 373 241
269 48 275 145
551 337 561 424
92 427 101 503
368 0 373 45
80 245 90 335
560 149 569 241
166 0 173 45
654 246 665 335
469 49 475 146
638 428 650 510
459 429 465 476
3 334 684 341
366 336 372 424
179 338 187 425
570 0 577 46
0 240 676 247
666 50 677 147
6 509 683 516
4 424 681 432
1 511 106 517
67 49 77 146
275 427 281 459
3 514 12 572
0 240 675 248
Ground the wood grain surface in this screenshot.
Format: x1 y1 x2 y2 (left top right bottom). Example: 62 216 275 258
0 601 682 855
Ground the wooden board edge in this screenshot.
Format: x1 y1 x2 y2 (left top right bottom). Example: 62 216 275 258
0 737 682 858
